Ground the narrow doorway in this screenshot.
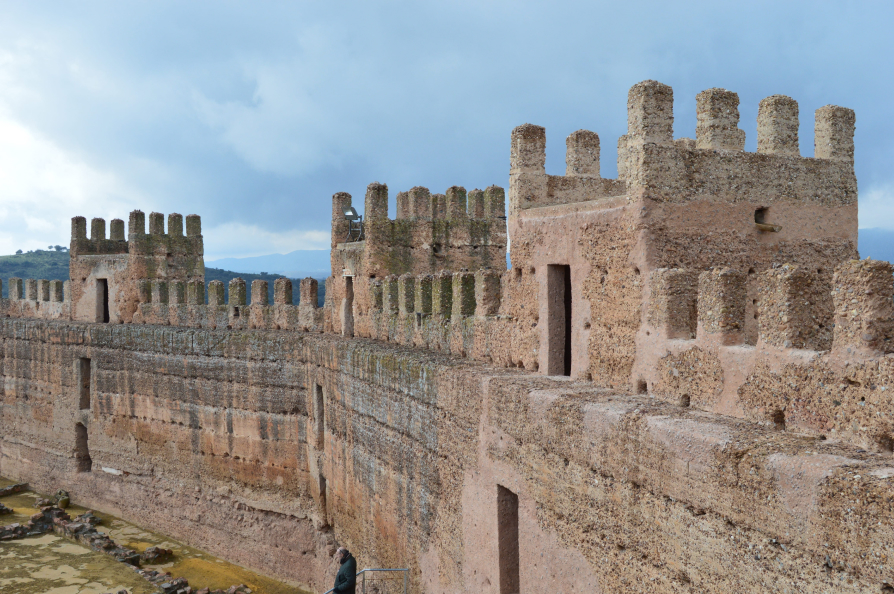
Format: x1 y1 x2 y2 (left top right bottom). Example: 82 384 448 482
78 358 91 410
341 277 354 337
314 383 325 448
546 265 572 376
96 279 110 323
497 485 520 594
74 423 92 472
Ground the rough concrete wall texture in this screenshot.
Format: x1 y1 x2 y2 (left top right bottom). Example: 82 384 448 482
4 78 894 593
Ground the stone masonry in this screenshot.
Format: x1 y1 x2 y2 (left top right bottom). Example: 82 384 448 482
2 80 894 593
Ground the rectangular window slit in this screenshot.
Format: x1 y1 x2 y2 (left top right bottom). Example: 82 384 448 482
497 485 520 594
78 358 91 410
547 264 572 376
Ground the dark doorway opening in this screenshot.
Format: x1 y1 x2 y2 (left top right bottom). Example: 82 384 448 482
78 358 91 410
75 423 92 472
97 279 110 323
342 277 354 337
497 485 520 594
314 383 325 448
547 264 572 376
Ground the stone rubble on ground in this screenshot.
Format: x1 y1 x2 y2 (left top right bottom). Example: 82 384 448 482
0 489 257 594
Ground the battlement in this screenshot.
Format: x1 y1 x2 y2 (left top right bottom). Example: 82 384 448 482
509 124 626 213
70 210 203 257
0 277 71 320
131 276 323 331
647 261 892 354
331 183 507 279
509 80 856 214
617 80 856 204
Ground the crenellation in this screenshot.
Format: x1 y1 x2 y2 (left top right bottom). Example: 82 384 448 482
815 104 856 161
251 280 269 306
168 213 184 237
832 259 894 355
8 278 22 300
110 218 125 241
138 280 151 303
474 269 501 316
565 129 600 177
757 264 832 350
49 280 64 302
152 280 169 304
626 79 674 145
299 277 317 306
414 274 433 314
649 268 698 339
169 280 185 305
432 272 452 317
395 190 410 220
410 186 433 220
695 88 745 151
365 182 389 221
451 271 475 318
129 210 146 237
432 192 447 219
398 273 415 314
369 280 383 312
483 186 505 219
510 123 546 174
71 216 87 241
187 279 204 305
91 217 106 241
37 279 50 302
697 268 746 341
274 278 293 305
25 278 37 301
382 275 399 313
446 186 467 220
208 280 225 306
149 212 165 235
467 189 485 219
757 95 799 156
229 278 247 306
185 214 202 237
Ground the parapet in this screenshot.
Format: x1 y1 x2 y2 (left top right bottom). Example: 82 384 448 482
509 124 626 213
332 182 507 278
1 277 70 320
615 80 856 205
647 259 888 355
70 210 205 282
132 276 323 332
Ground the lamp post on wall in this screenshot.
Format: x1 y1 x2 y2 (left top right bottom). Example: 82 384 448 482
344 207 364 242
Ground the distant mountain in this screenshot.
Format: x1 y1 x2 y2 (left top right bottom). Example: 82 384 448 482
858 228 894 264
0 250 326 305
206 249 331 278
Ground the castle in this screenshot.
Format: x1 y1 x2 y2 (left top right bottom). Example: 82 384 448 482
1 80 892 593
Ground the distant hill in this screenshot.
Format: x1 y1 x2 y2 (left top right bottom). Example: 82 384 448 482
0 250 70 292
207 249 331 278
0 250 326 306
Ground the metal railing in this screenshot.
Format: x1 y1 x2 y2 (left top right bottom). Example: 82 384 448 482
324 568 409 594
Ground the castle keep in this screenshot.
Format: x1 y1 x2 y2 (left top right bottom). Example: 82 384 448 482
2 81 893 593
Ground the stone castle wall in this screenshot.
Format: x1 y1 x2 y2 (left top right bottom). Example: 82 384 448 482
2 79 894 592
2 319 893 592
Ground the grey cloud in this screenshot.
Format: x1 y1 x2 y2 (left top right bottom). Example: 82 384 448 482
0 0 891 255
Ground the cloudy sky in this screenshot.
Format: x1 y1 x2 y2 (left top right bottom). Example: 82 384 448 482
0 1 891 260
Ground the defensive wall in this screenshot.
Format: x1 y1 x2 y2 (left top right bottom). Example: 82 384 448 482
2 80 894 593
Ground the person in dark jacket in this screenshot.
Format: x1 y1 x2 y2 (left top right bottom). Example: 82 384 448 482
333 547 357 594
